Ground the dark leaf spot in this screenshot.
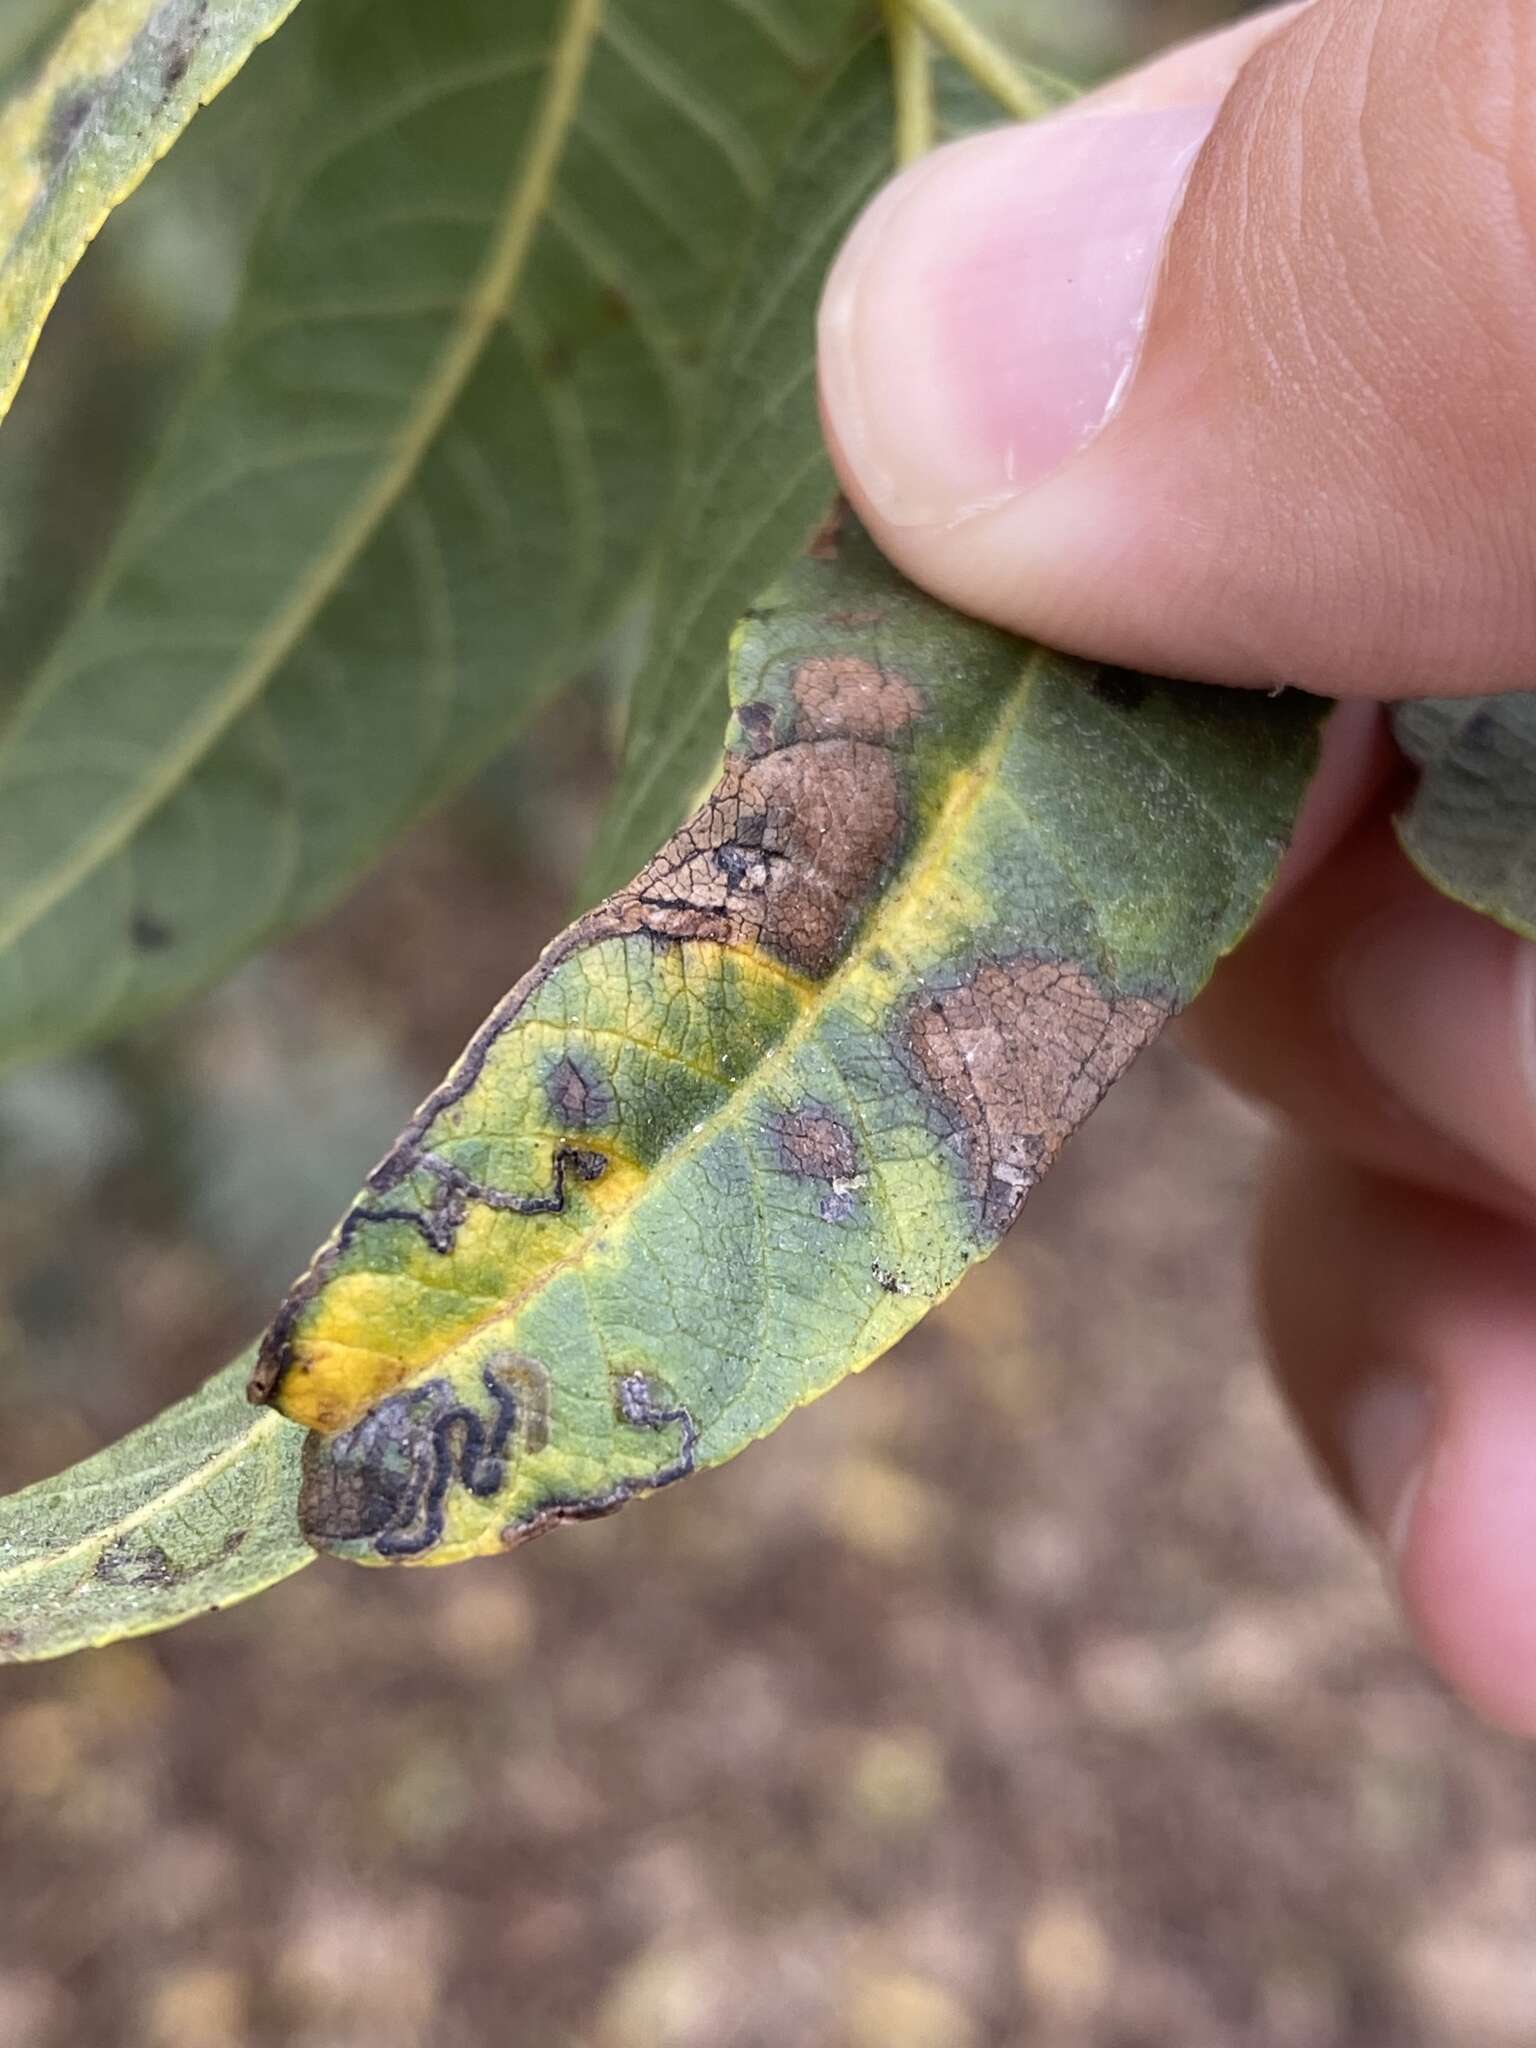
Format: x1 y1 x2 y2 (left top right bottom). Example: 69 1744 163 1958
95 1536 178 1587
735 701 777 757
157 0 207 90
714 842 771 893
771 1102 858 1183
543 1053 614 1131
43 90 94 171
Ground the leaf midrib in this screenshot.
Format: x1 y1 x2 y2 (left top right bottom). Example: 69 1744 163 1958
0 0 604 964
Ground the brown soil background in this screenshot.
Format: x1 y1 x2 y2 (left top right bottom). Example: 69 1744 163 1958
4 3 1536 2044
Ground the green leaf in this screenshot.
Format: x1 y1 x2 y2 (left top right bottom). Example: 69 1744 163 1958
0 0 306 420
0 21 308 713
251 517 1323 1570
1393 697 1536 939
586 52 1077 901
1 520 1320 1642
0 1354 309 1662
0 0 870 1074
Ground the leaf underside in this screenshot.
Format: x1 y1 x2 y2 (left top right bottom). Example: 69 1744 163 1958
1393 697 1536 939
0 0 305 420
0 0 872 1074
1 519 1321 1650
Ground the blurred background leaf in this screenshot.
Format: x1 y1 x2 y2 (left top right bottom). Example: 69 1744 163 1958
0 12 304 701
0 0 305 418
0 0 870 1074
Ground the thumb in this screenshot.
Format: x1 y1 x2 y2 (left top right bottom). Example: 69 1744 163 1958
819 0 1536 697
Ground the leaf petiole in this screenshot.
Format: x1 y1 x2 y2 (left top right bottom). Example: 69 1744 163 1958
881 1 934 166
892 0 1060 123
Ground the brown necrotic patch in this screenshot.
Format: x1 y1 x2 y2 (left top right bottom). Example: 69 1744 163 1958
771 1102 858 1183
570 639 923 977
790 656 922 743
904 955 1171 1237
544 1052 614 1131
614 726 908 979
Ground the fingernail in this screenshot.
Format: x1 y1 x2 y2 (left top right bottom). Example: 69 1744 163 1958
818 105 1219 528
1344 1374 1432 1566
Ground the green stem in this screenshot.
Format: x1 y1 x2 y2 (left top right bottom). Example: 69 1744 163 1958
897 0 1058 122
882 1 934 166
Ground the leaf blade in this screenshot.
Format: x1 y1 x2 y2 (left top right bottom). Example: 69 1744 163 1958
258 519 1323 1568
0 0 306 420
1393 696 1536 939
0 1354 310 1662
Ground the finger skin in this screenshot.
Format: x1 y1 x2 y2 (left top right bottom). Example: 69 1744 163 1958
1260 1147 1536 1738
1181 810 1536 1227
820 0 1536 693
1187 765 1536 1737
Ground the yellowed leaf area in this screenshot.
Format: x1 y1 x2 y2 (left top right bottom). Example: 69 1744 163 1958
275 942 812 1439
0 0 303 418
